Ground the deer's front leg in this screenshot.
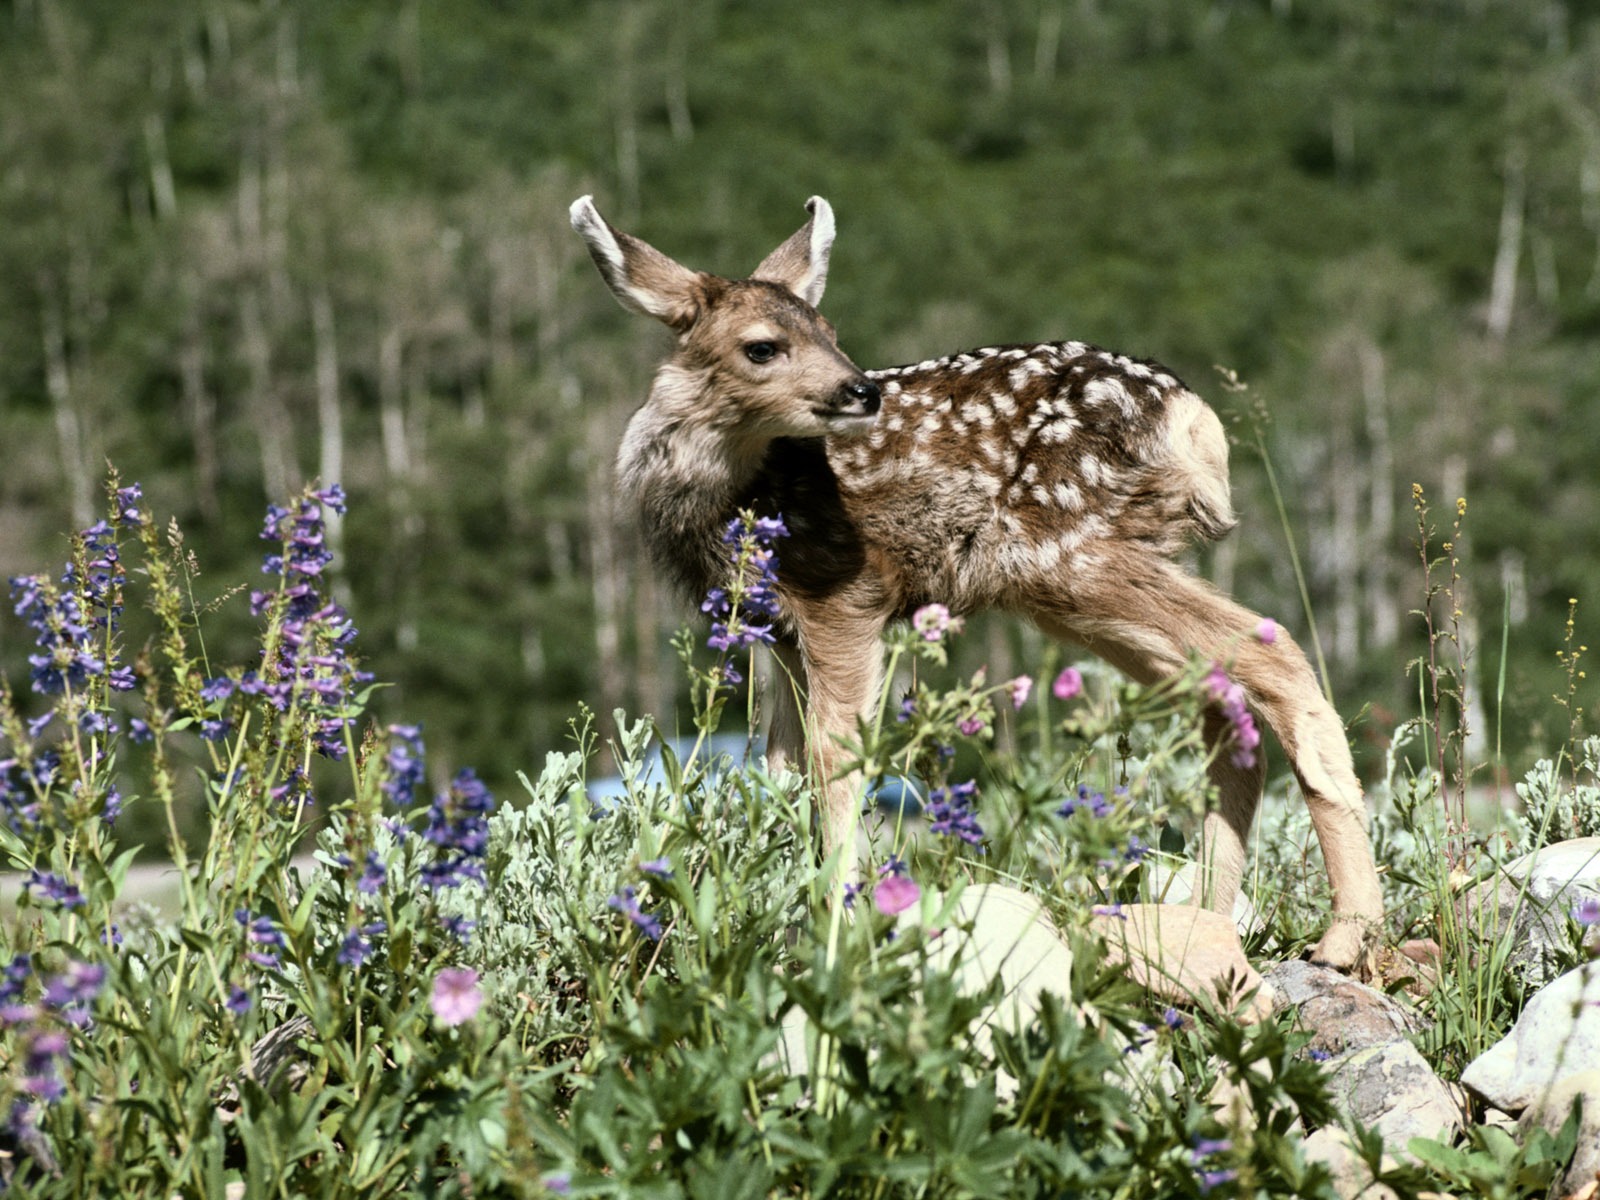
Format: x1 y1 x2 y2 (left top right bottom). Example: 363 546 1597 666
763 641 807 777
792 609 887 876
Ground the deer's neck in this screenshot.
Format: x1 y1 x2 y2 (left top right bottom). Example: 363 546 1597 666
617 367 776 601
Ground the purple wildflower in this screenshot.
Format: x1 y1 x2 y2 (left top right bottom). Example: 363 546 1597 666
40 960 105 1025
639 857 673 878
226 986 252 1016
958 715 986 737
926 780 985 846
236 909 286 971
336 921 386 968
607 885 664 940
1057 784 1115 820
703 513 787 660
251 487 372 759
24 870 85 910
382 724 426 808
420 769 494 890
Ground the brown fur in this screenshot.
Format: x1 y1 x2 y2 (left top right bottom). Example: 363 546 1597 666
570 194 1384 973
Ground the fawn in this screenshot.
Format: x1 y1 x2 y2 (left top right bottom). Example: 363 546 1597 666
570 194 1384 972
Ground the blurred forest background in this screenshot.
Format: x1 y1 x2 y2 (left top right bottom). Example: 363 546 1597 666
2 0 1598 802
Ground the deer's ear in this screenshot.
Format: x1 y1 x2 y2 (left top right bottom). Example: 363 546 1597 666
570 196 703 329
751 196 834 307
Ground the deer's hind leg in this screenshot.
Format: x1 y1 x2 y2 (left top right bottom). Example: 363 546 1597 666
1029 553 1384 973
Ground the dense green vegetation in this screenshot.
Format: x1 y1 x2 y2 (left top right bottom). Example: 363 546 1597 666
3 0 1598 815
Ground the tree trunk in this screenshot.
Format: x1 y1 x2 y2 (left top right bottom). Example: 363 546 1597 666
1486 145 1525 342
1359 343 1397 652
311 289 348 603
241 287 293 501
40 289 94 529
180 271 221 522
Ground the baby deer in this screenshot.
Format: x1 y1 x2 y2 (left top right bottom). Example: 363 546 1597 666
570 194 1384 971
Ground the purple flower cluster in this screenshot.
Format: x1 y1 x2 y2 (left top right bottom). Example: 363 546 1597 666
336 920 388 969
606 885 664 941
382 724 427 808
1056 784 1116 820
927 779 985 846
420 769 494 890
1192 1136 1237 1194
1202 664 1260 770
249 486 371 759
0 953 106 1108
10 516 138 699
236 908 287 971
23 870 84 910
0 753 55 831
702 513 787 681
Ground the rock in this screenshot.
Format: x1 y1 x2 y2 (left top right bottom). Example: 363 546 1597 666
1301 1126 1399 1200
772 883 1078 1089
1265 960 1422 1056
1092 904 1272 1020
1466 837 1600 986
1461 963 1600 1113
1516 1068 1600 1197
1324 1040 1463 1147
1138 860 1263 936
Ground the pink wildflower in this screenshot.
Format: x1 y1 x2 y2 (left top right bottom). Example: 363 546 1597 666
1203 664 1260 770
912 603 959 642
1256 618 1278 644
874 875 921 916
430 967 483 1027
1005 675 1033 709
1052 667 1083 700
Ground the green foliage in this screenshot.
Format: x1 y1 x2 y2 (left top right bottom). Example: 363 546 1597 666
4 0 1600 814
20 478 1580 1197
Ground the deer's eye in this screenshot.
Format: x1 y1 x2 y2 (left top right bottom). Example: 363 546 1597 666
743 341 778 364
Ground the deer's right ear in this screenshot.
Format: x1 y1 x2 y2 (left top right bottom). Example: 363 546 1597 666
569 196 702 329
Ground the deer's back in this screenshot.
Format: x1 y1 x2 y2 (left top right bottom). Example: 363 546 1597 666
809 341 1234 617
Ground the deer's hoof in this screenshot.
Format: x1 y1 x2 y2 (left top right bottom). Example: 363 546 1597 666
1307 919 1382 981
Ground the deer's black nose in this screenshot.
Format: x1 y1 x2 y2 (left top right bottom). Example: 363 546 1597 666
846 379 881 415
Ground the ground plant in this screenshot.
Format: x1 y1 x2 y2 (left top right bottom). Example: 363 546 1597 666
0 478 1590 1197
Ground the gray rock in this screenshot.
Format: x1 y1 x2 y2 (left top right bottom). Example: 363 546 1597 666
1462 962 1600 1113
1300 1127 1399 1200
1467 837 1600 986
772 883 1077 1093
1139 860 1263 936
1516 1068 1600 1196
1266 960 1422 1057
1324 1039 1462 1147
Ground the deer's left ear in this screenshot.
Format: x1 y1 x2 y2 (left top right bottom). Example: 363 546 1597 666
752 196 834 307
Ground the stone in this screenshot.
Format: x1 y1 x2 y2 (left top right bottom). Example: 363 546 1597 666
1324 1040 1463 1147
772 883 1078 1089
1466 837 1600 986
1301 1126 1399 1200
1265 960 1423 1057
1138 860 1263 936
1516 1068 1600 1197
1461 963 1600 1113
1092 903 1272 1020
